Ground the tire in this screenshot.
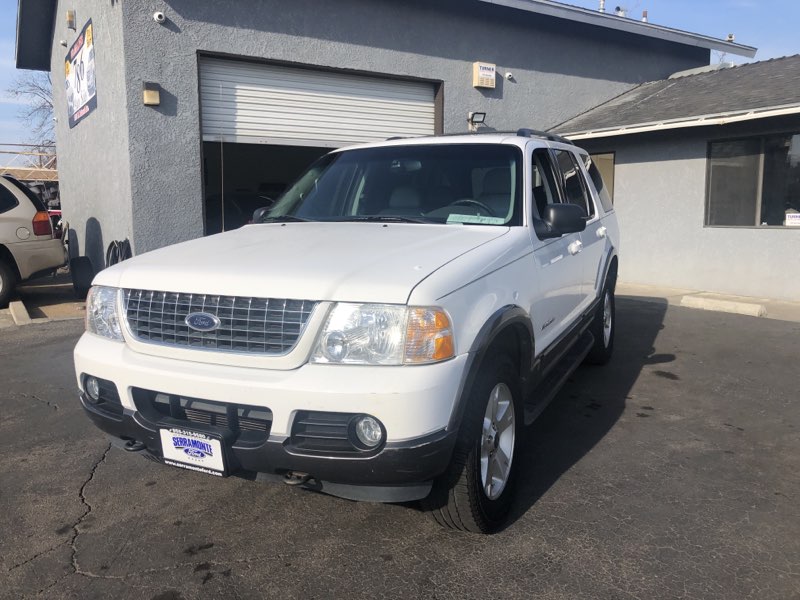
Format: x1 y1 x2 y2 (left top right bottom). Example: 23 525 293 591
585 278 615 365
70 256 95 300
0 260 16 308
422 355 523 533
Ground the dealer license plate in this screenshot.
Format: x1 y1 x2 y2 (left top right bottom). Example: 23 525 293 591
159 428 226 477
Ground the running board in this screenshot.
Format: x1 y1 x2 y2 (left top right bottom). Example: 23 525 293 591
523 330 595 426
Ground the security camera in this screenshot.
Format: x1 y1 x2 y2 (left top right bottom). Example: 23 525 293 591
153 11 166 24
505 72 514 81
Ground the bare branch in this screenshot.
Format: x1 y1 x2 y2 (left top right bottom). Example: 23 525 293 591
6 71 54 146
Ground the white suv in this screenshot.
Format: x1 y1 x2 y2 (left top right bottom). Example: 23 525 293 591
74 131 619 533
0 176 66 307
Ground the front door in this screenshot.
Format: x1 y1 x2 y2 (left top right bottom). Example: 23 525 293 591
528 148 585 351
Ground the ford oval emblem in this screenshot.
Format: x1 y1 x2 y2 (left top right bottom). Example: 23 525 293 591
185 312 221 332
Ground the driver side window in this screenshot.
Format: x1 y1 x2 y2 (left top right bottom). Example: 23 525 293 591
531 149 561 220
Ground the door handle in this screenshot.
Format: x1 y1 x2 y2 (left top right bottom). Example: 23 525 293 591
568 240 583 255
597 226 607 239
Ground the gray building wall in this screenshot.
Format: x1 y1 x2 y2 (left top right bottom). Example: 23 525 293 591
54 0 710 258
579 118 800 301
50 0 134 272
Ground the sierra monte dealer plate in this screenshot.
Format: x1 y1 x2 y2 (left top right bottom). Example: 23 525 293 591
159 428 226 476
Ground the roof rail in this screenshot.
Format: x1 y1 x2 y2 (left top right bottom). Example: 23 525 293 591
385 136 406 141
516 128 574 145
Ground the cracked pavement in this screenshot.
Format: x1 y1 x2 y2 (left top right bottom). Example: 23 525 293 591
1 299 799 599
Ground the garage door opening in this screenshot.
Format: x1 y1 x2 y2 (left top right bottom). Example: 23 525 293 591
202 142 328 235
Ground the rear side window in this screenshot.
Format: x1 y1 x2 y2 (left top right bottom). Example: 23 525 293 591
584 155 614 213
2 176 47 212
553 149 595 218
0 182 19 214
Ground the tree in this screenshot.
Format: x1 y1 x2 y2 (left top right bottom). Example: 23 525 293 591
7 71 54 147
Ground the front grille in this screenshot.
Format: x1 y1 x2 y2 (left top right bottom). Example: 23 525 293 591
122 289 317 355
132 388 272 443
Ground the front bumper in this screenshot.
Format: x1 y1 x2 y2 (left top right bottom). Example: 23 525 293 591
81 393 457 502
75 333 468 502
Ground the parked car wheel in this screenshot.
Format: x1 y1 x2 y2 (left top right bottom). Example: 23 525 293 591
423 355 522 533
70 256 95 300
0 259 16 308
586 277 615 365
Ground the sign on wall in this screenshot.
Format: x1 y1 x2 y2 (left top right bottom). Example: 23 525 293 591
65 19 97 128
472 62 496 89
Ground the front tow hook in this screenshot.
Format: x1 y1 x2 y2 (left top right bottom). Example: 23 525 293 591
283 471 313 486
124 440 146 452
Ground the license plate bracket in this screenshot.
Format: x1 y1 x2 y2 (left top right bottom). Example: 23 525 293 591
159 427 227 477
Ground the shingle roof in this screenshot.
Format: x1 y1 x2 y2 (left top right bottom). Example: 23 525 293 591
555 55 800 137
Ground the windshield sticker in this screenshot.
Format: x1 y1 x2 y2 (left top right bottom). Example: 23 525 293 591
447 214 506 225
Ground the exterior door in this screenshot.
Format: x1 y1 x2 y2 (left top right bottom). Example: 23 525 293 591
528 148 585 350
552 148 604 311
199 57 436 147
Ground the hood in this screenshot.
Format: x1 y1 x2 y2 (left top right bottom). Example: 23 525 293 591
95 222 510 304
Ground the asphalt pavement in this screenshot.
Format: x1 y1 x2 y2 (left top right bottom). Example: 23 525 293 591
1 298 798 599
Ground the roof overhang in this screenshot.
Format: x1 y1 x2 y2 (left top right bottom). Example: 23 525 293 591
560 103 800 140
478 0 757 58
15 0 57 71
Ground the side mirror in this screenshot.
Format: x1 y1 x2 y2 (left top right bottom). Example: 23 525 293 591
535 203 587 239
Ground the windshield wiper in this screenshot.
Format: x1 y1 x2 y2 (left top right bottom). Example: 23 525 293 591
337 215 432 224
257 215 311 224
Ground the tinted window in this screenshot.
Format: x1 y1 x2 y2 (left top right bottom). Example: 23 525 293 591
584 155 614 213
531 149 561 219
706 134 800 227
2 176 46 211
0 182 19 214
554 150 594 218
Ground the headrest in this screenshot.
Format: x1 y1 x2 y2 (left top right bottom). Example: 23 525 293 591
481 169 511 196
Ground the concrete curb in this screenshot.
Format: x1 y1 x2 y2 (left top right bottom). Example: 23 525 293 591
8 300 32 326
680 295 767 318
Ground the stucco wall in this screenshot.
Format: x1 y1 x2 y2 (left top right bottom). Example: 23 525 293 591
114 0 708 254
50 0 133 273
580 124 800 301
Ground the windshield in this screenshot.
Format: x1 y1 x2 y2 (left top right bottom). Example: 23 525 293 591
263 144 522 226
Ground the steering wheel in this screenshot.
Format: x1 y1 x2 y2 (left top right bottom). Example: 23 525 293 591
449 198 496 216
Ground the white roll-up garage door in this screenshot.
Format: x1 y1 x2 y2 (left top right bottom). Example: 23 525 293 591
200 57 436 147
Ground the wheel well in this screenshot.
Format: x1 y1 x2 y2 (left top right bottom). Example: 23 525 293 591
0 245 20 281
486 323 533 378
607 255 618 288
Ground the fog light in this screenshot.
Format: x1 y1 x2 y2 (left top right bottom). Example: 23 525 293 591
354 415 383 448
85 376 101 402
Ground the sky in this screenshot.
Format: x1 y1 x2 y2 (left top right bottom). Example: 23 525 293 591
0 0 798 148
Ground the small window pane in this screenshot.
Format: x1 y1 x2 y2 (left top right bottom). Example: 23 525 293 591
554 150 594 217
706 140 760 226
586 153 614 211
761 134 800 226
0 182 18 214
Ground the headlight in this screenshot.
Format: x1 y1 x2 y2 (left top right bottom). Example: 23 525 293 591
86 286 123 341
310 303 454 365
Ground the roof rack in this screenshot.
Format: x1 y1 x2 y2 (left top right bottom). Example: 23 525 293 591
515 128 574 145
386 130 574 144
